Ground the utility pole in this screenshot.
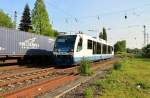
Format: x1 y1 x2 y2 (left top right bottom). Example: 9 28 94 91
143 25 146 46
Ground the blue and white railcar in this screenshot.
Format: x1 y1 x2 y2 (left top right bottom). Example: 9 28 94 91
53 34 114 65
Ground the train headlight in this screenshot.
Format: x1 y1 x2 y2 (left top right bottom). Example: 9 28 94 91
69 49 74 52
70 49 73 52
69 52 74 55
69 49 74 55
54 49 58 52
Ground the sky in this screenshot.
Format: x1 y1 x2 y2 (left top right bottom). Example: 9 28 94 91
1 0 150 49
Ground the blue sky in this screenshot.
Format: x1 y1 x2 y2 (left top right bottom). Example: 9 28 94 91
1 0 150 48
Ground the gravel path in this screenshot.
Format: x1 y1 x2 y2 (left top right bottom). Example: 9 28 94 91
60 70 110 98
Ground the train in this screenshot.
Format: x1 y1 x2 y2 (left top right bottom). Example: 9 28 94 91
53 33 114 65
0 27 114 65
0 27 55 63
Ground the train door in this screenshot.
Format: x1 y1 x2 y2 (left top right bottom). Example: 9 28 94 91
96 42 101 54
102 44 107 54
76 37 83 52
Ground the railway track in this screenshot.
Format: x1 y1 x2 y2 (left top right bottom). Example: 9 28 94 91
0 67 55 80
0 61 57 76
0 65 23 71
0 65 77 94
0 68 55 87
1 75 78 98
0 59 116 98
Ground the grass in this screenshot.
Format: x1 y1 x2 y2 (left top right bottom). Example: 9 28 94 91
0 88 5 93
113 61 122 70
84 87 93 98
93 57 150 98
78 58 92 76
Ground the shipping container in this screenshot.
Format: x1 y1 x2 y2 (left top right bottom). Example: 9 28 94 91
0 27 55 62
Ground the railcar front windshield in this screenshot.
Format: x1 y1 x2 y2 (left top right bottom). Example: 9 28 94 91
54 35 77 51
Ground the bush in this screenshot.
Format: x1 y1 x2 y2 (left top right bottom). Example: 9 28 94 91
116 52 135 60
93 80 102 87
127 48 142 55
116 52 127 58
142 44 150 58
113 61 122 70
114 40 126 53
78 58 92 76
84 87 93 98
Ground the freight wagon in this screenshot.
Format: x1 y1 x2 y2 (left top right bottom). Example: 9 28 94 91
0 27 55 63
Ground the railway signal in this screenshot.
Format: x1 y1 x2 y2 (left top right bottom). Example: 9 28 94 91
125 15 127 19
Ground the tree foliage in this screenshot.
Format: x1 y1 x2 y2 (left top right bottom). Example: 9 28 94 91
32 0 54 36
127 48 141 54
99 32 103 39
0 10 14 28
99 27 107 41
103 27 107 41
19 4 32 32
142 44 150 58
114 40 126 53
53 30 59 37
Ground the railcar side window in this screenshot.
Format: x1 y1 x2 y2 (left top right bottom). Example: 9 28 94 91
110 46 112 54
111 46 113 54
93 41 96 54
103 44 107 54
77 37 83 52
108 46 111 54
108 46 110 54
111 47 113 53
88 40 92 49
97 42 101 54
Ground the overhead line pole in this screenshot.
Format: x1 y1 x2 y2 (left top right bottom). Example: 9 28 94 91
143 25 146 46
147 33 149 45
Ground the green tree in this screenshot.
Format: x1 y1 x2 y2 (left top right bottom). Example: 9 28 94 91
32 0 53 36
114 40 126 53
0 10 14 28
53 30 59 37
19 4 32 32
99 32 103 39
142 44 150 58
127 48 141 54
99 27 107 41
103 27 107 41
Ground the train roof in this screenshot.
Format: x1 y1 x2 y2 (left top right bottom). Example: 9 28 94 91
0 27 55 40
58 33 113 46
